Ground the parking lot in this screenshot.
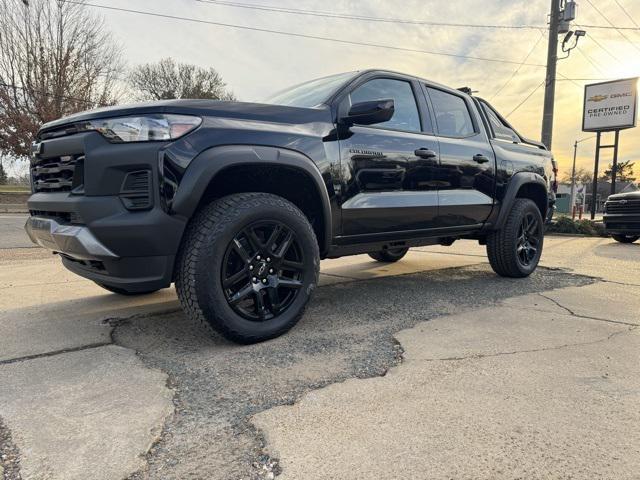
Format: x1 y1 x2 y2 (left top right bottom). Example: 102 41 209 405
1 218 639 480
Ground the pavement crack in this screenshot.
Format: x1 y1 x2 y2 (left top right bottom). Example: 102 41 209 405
537 293 577 315
602 279 640 288
418 327 637 363
0 342 112 366
537 293 639 327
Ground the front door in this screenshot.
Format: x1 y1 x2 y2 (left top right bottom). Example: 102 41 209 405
338 76 440 237
424 86 496 228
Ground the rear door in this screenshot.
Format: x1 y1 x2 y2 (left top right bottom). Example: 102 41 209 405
337 75 441 237
423 86 496 228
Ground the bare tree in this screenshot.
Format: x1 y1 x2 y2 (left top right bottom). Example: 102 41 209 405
0 0 123 158
560 167 593 184
129 57 235 101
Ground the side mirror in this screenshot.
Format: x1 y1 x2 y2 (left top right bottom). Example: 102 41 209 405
341 99 394 126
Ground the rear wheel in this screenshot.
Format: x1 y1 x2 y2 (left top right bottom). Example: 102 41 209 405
368 247 409 263
175 192 319 344
612 234 639 244
486 198 544 278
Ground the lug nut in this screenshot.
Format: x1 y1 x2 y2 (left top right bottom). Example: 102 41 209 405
269 268 274 274
262 278 268 284
266 257 271 262
256 255 261 260
252 277 258 283
249 265 254 270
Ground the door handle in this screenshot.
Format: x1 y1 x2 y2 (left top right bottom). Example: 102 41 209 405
414 148 437 159
473 154 490 164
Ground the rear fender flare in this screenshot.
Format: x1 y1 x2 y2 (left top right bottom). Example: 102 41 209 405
494 172 548 230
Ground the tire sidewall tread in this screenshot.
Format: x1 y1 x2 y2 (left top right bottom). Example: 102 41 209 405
175 192 319 344
486 198 544 278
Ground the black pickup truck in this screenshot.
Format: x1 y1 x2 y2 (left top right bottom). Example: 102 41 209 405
25 69 556 343
604 191 640 243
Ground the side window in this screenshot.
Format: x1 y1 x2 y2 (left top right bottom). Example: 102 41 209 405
427 88 476 137
349 79 421 132
481 103 520 143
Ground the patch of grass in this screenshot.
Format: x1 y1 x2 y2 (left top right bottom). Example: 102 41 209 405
0 185 30 193
546 216 607 237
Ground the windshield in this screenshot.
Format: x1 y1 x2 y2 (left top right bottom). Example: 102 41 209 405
263 72 357 108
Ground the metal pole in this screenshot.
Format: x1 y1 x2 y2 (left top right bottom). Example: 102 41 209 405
611 129 620 195
541 0 561 150
591 131 601 220
569 140 577 213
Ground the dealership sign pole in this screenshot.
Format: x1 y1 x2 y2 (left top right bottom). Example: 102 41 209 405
582 78 638 219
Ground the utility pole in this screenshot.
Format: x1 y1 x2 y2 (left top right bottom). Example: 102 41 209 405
541 0 561 150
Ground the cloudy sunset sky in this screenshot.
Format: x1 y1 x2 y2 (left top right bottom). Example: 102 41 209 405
31 1 640 177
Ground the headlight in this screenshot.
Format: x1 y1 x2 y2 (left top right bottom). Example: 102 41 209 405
79 114 202 143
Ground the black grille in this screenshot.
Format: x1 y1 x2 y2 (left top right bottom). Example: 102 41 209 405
31 154 84 192
606 199 640 215
29 210 84 224
120 170 152 210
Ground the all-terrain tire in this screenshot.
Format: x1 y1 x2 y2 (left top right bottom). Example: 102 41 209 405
368 247 409 263
175 192 320 344
95 282 160 296
486 198 544 278
611 234 639 244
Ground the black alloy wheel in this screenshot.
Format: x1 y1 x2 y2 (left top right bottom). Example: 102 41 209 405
175 192 319 344
516 212 542 267
221 221 305 321
486 198 544 278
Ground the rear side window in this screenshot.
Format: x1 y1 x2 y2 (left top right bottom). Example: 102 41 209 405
427 88 476 137
481 103 520 143
349 78 421 132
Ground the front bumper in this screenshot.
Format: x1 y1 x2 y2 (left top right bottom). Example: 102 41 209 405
25 216 117 260
603 213 640 235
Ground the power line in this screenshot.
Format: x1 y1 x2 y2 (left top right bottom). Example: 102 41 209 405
584 0 640 54
557 77 608 81
196 0 640 32
505 79 545 118
614 0 639 28
556 72 581 89
196 0 546 30
576 25 623 63
489 31 545 101
576 47 606 76
64 1 547 67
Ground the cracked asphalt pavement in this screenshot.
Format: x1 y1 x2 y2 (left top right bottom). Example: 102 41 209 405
1 236 639 479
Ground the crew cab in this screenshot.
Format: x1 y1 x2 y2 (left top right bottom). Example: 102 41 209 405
25 69 556 343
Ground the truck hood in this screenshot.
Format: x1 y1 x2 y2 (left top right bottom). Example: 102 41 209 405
39 99 331 135
608 191 640 201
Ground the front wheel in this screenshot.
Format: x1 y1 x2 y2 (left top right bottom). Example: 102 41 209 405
175 192 320 344
368 247 409 263
486 198 544 278
611 234 639 244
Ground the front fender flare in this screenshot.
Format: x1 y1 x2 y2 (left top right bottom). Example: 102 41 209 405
171 145 333 256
